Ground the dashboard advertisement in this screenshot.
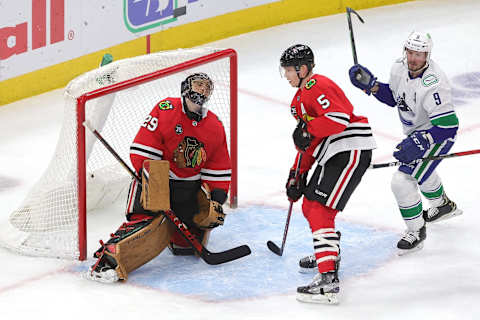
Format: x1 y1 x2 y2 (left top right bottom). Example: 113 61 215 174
0 0 280 81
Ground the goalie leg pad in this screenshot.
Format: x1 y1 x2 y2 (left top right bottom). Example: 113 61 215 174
141 160 170 212
92 215 173 280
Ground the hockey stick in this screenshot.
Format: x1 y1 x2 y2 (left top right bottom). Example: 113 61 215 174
267 153 303 256
346 7 364 65
83 120 251 265
370 149 480 169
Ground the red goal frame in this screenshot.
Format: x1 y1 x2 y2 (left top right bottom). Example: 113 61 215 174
75 49 238 260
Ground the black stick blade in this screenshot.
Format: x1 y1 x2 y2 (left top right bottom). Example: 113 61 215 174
267 240 283 256
202 245 251 265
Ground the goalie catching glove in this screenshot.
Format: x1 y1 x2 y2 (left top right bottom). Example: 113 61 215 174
194 183 226 229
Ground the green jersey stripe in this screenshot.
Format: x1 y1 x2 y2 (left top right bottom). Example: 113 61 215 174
431 113 459 128
414 144 442 180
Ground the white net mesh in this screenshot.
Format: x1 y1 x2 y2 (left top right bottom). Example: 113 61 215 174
0 48 234 259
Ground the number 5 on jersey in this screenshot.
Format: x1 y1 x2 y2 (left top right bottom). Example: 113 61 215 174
317 94 330 109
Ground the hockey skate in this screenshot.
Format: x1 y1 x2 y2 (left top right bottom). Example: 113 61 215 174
296 271 340 304
423 195 462 223
299 254 317 273
85 254 119 283
298 231 341 273
397 224 426 256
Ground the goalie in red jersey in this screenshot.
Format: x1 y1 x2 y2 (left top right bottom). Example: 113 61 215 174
86 73 232 283
279 44 376 304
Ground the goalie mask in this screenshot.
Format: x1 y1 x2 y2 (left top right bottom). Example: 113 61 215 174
403 31 433 72
279 44 315 87
181 73 214 122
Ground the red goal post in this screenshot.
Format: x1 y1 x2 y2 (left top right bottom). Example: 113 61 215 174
77 49 238 260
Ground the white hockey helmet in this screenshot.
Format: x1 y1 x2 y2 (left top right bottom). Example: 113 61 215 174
403 31 433 69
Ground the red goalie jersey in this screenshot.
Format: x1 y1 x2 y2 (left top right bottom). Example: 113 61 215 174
290 74 376 173
129 97 231 194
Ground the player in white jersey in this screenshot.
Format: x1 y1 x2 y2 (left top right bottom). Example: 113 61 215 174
347 31 462 254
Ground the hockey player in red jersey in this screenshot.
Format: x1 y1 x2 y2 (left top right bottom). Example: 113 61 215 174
279 44 376 304
87 73 232 283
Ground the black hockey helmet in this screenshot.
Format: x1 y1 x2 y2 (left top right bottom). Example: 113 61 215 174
280 44 314 71
181 73 214 122
181 72 213 107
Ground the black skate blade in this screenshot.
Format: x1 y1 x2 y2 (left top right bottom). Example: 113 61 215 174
267 240 283 256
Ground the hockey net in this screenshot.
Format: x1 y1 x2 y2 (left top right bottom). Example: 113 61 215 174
0 48 238 260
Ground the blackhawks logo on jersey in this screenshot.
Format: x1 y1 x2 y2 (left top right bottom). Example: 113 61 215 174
158 100 173 110
173 136 207 168
305 79 317 90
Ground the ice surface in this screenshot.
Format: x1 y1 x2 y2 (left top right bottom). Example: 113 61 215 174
1 0 479 318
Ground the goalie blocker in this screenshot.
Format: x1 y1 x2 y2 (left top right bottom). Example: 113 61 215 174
88 160 227 282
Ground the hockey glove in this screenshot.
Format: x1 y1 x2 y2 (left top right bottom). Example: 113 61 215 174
393 131 432 163
349 64 377 95
194 184 226 229
286 169 307 202
293 118 313 151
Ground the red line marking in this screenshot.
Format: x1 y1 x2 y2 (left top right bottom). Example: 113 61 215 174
238 88 402 141
0 266 70 294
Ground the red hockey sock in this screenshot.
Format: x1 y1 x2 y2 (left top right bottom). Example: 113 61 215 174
302 198 340 273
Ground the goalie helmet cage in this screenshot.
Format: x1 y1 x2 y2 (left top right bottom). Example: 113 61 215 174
1 48 238 261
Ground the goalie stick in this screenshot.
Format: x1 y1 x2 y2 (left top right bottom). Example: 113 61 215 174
370 149 480 169
83 120 251 265
267 153 303 256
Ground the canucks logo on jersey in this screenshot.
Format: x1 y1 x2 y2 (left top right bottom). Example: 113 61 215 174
396 94 412 113
396 93 414 126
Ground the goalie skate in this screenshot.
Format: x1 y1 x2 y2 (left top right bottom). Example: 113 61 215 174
85 246 120 283
397 225 426 256
85 265 119 283
296 271 340 305
423 196 462 223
